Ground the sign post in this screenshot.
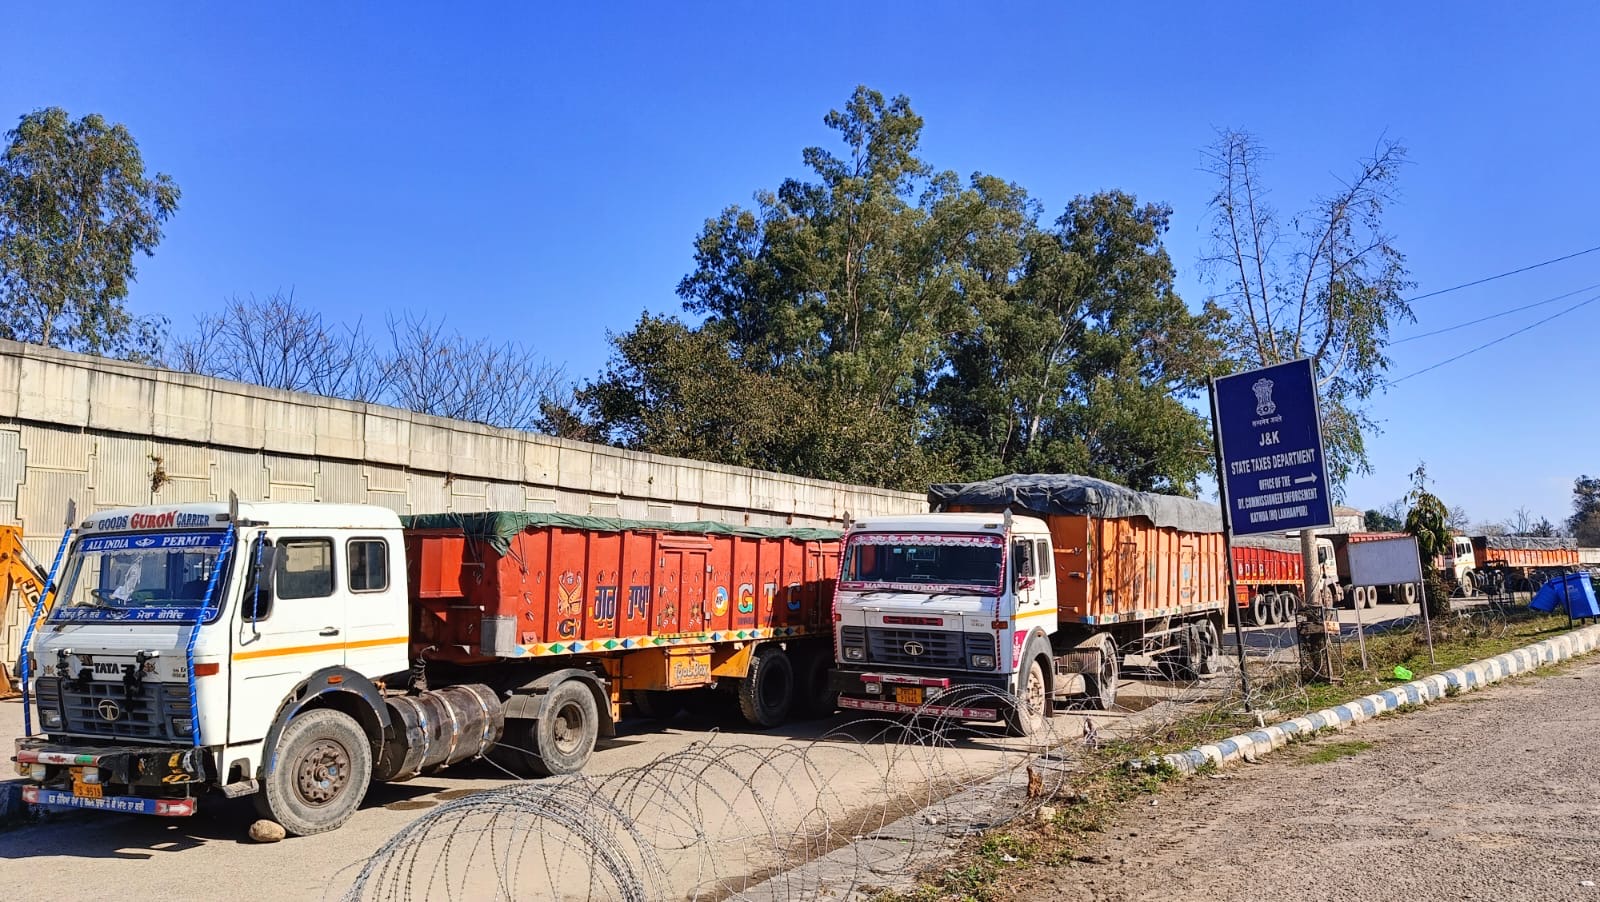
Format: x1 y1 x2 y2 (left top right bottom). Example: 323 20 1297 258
1211 358 1335 692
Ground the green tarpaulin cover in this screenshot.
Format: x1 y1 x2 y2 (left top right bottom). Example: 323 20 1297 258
400 511 842 555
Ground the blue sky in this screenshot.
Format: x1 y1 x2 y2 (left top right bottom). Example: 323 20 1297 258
4 3 1597 526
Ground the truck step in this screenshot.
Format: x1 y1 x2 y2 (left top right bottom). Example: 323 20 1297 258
220 778 259 799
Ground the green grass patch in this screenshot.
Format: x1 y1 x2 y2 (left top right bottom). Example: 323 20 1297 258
1293 739 1374 765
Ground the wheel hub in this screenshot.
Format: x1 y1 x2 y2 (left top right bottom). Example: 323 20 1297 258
295 739 351 806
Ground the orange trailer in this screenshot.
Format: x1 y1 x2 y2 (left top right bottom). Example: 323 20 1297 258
402 512 842 727
1230 536 1304 626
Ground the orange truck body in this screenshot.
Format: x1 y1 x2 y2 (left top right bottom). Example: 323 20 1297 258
943 507 1230 628
1229 540 1304 608
403 517 841 687
1471 537 1579 570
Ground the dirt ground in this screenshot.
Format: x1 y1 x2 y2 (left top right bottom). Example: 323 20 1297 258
1010 656 1600 902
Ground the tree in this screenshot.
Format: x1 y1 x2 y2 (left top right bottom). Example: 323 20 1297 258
1403 462 1452 616
0 108 178 359
1202 130 1413 487
1568 475 1600 545
582 87 1224 493
169 292 568 432
1364 508 1402 531
169 291 381 400
1528 517 1560 538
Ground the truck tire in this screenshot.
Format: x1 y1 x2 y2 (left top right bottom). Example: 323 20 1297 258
629 689 685 722
1196 619 1221 675
1269 592 1287 624
791 647 838 720
737 645 795 728
1158 625 1201 683
1004 656 1050 737
1082 635 1119 711
254 708 373 837
1282 592 1299 619
1251 593 1269 626
527 680 600 776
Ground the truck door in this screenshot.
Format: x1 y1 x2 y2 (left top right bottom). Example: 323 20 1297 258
229 532 348 744
341 533 409 679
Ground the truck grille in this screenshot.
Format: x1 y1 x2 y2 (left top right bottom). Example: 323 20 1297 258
39 677 192 742
865 628 997 670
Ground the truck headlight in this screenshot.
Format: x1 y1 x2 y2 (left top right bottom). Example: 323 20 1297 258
28 764 48 781
171 717 194 736
40 710 63 729
864 682 882 694
843 647 865 661
970 654 995 670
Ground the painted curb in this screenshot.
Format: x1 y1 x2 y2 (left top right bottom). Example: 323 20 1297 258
1155 622 1600 773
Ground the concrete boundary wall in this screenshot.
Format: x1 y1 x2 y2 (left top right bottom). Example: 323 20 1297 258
0 339 925 663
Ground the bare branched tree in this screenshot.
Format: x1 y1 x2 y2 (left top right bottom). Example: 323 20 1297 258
376 313 567 431
169 290 383 401
1202 130 1414 486
169 294 570 433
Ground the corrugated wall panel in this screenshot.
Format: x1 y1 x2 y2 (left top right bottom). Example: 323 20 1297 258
19 424 93 471
93 435 153 508
18 469 92 534
364 464 408 493
0 428 24 503
316 461 367 504
151 443 213 480
211 451 270 503
266 455 316 487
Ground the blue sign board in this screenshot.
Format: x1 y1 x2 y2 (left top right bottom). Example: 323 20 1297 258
1212 358 1333 536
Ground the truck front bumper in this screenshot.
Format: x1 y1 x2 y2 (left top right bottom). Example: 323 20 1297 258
830 668 1010 720
14 738 207 817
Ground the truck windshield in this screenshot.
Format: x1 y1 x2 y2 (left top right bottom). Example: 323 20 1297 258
841 533 1004 595
51 532 230 623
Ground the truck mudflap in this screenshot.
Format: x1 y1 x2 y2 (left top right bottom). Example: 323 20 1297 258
15 739 206 817
831 670 1007 720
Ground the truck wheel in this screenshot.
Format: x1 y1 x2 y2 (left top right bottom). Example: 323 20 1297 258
737 645 795 728
1268 592 1287 624
1082 636 1119 711
1251 594 1269 626
525 681 600 776
629 690 685 722
254 708 373 836
1196 619 1221 675
1004 657 1050 737
1282 592 1299 619
791 648 837 719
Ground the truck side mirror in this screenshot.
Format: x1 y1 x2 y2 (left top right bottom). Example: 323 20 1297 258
1013 540 1036 588
244 544 278 622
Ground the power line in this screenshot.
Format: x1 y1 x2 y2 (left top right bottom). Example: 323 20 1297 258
1392 281 1600 344
1406 244 1600 303
1387 291 1600 385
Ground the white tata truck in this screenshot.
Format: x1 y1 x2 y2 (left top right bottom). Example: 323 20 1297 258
830 475 1229 731
12 498 841 835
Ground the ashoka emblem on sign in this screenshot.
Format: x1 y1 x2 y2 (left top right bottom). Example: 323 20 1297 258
1252 378 1276 416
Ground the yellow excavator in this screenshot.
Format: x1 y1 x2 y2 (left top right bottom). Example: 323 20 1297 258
0 525 50 698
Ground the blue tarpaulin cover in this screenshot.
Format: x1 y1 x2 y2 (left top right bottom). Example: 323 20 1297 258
1530 572 1600 617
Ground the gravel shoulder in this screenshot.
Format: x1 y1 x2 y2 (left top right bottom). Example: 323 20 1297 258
1010 656 1600 902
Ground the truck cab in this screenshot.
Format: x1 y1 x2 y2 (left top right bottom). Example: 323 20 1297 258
830 512 1056 735
16 501 413 829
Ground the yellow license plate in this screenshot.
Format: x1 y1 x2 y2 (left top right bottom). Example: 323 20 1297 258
894 687 923 705
73 779 102 800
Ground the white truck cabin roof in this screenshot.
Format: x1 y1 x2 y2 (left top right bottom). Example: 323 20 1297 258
847 512 1049 536
78 502 402 535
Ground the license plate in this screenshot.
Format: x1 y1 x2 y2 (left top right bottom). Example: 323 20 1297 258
894 686 923 705
73 778 103 800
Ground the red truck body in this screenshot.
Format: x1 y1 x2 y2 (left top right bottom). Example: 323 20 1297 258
403 513 841 673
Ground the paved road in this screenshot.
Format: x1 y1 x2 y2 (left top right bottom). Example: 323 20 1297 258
1015 655 1600 902
0 671 1204 902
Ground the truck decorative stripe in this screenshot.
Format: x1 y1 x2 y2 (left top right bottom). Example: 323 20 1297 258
232 635 409 661
20 525 72 738
508 625 813 658
186 525 235 743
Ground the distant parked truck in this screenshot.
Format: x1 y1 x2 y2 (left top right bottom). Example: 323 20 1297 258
1442 535 1580 596
16 502 840 835
831 474 1228 725
1324 532 1420 609
1231 535 1308 626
